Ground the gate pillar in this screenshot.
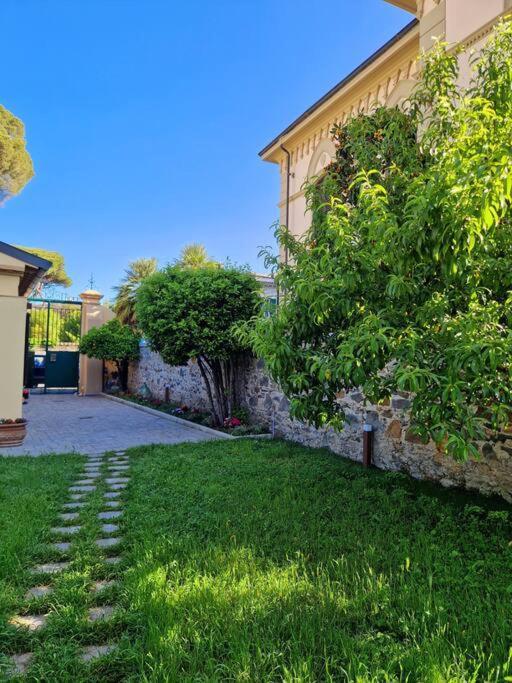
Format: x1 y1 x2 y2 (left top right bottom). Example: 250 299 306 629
79 289 114 395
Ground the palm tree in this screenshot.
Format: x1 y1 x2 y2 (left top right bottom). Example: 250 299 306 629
113 257 158 326
176 243 219 269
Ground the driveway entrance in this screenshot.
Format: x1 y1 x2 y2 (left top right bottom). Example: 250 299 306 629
3 394 217 456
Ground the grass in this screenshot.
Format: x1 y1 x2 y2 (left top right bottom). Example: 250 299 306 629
123 440 512 682
0 454 134 681
0 455 79 621
1 441 511 681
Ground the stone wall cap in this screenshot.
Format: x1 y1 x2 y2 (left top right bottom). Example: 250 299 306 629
80 289 103 303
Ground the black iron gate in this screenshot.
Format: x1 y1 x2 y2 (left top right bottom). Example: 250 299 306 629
25 298 82 393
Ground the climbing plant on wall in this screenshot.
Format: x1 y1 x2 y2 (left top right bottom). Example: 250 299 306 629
242 22 512 460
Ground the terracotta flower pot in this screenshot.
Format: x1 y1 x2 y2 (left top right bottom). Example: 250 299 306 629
0 421 27 448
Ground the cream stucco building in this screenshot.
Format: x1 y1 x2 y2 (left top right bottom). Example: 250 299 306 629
260 0 511 244
0 242 51 421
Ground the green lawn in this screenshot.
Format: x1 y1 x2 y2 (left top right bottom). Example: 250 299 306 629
1 442 511 682
0 455 79 621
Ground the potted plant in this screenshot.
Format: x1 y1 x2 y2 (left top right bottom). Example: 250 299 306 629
0 418 27 447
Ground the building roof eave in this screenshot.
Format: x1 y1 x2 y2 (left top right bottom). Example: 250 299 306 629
0 241 53 297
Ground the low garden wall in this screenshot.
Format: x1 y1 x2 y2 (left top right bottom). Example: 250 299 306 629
123 346 512 501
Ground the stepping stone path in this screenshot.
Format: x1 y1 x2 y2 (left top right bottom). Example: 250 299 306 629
59 512 80 521
7 653 33 676
25 585 53 600
80 644 116 662
9 614 48 631
7 450 131 677
91 579 116 593
31 562 69 575
51 525 82 535
99 510 123 519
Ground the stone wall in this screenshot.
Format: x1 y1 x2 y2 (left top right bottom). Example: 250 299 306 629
126 346 512 502
127 346 210 411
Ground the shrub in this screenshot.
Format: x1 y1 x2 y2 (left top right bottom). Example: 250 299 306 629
243 22 512 460
79 319 139 391
136 266 261 425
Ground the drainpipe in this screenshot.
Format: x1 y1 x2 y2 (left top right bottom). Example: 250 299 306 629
280 144 291 267
363 423 373 468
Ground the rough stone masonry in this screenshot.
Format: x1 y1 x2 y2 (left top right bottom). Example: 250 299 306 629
119 346 512 502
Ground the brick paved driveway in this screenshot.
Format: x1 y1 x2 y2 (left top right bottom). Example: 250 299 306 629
3 394 217 456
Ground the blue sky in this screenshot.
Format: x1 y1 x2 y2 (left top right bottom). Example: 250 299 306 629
1 0 409 299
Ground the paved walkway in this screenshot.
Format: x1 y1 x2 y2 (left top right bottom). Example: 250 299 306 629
3 394 216 456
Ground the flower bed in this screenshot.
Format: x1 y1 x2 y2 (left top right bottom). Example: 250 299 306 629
111 392 268 436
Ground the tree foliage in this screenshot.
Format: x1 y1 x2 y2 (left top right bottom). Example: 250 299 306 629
0 105 34 203
175 243 219 269
113 257 158 327
79 319 139 390
18 246 72 291
243 22 512 460
29 307 80 348
136 266 261 425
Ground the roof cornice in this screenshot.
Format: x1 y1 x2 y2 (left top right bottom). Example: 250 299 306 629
384 0 417 13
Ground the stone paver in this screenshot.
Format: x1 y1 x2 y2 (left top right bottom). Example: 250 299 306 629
109 465 129 471
9 614 48 631
70 485 96 493
31 562 69 575
108 483 127 491
7 653 33 676
96 537 121 549
91 579 116 593
25 585 53 600
3 394 215 456
105 477 129 484
98 510 123 520
70 493 86 501
104 556 121 565
75 478 97 485
51 525 81 535
87 606 115 622
51 541 72 552
101 524 119 534
104 491 121 499
59 512 80 522
104 501 121 508
63 502 86 509
79 644 116 662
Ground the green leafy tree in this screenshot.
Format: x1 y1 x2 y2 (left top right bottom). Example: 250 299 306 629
136 266 261 425
0 105 34 203
29 307 81 348
18 246 72 292
79 319 139 391
176 243 219 269
113 258 158 327
243 22 512 460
